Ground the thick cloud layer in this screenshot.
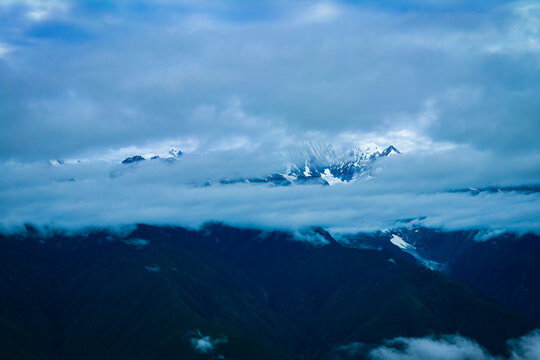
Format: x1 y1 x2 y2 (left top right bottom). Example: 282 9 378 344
1 147 539 234
0 1 539 162
0 1 539 233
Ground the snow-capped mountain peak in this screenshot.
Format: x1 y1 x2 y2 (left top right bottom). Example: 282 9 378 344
121 147 183 165
283 143 401 185
107 142 399 186
48 159 64 167
351 142 381 159
380 145 401 157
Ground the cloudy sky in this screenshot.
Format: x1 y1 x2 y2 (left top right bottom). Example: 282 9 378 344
1 0 539 233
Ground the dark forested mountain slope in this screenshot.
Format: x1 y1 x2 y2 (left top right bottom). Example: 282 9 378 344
447 233 540 324
0 224 535 359
345 228 540 324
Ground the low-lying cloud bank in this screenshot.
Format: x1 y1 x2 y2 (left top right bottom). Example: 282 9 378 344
1 147 539 234
334 330 540 359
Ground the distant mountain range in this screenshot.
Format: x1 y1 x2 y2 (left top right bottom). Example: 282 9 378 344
121 148 184 164
0 224 536 359
112 143 401 185
46 144 540 192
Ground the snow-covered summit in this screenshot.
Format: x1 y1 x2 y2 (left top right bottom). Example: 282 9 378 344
121 147 183 165
350 142 382 163
283 143 401 184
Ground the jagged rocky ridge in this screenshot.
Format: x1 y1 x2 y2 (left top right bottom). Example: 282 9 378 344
115 143 400 185
220 143 401 186
121 148 183 164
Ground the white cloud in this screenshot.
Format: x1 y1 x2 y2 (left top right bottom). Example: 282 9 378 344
294 3 341 25
369 335 494 360
332 330 540 360
508 330 540 360
0 0 69 21
0 42 11 58
187 330 227 354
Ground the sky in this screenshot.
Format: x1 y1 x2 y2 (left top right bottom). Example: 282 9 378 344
0 0 539 234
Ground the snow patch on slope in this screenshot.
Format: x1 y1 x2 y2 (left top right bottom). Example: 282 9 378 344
390 234 415 250
389 233 441 270
321 168 343 185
